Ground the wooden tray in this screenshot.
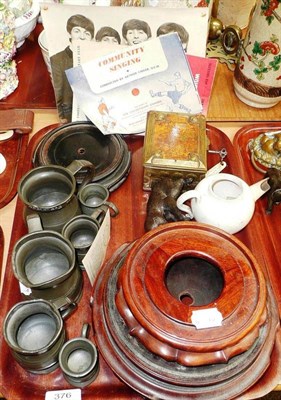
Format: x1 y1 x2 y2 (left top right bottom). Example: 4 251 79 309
0 227 3 282
0 126 145 400
0 133 30 209
0 109 34 209
0 124 280 399
233 123 281 316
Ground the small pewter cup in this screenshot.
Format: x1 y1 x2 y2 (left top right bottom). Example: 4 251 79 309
78 183 119 222
59 324 99 388
3 299 66 374
62 215 100 268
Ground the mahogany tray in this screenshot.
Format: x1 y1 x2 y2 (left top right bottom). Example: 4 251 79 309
233 123 281 316
0 227 3 281
0 124 280 399
0 133 29 209
0 109 34 209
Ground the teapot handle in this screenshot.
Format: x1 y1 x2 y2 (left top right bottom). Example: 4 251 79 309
176 190 200 219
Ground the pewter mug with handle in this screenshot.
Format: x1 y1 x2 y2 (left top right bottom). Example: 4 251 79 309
18 159 95 232
78 183 119 221
59 323 99 388
62 214 100 268
12 213 83 313
3 299 66 374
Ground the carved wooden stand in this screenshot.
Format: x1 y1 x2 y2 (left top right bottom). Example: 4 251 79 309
93 222 280 399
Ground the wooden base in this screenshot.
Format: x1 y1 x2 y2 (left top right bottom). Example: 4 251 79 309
93 236 280 399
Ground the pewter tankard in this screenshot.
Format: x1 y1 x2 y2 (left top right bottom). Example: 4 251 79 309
3 299 66 374
18 160 94 232
12 214 83 312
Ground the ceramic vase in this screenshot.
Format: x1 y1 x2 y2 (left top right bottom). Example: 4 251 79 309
233 0 281 108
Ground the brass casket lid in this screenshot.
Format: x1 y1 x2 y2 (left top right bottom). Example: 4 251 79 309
143 111 208 172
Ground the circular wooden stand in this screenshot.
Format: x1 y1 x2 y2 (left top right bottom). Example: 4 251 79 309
32 121 131 191
93 222 279 399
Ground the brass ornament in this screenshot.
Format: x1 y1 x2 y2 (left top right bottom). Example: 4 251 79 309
249 131 281 173
221 25 243 54
209 17 224 40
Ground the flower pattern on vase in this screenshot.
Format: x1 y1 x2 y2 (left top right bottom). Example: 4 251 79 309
239 33 281 81
233 0 281 107
261 0 281 24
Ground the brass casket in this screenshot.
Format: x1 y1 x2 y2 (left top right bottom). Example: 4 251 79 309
143 111 209 190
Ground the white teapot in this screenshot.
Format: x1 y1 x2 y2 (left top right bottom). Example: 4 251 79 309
176 173 270 234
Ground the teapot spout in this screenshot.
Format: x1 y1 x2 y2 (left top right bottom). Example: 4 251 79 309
250 178 270 201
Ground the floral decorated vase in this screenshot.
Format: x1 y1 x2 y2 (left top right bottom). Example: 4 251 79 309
233 0 281 108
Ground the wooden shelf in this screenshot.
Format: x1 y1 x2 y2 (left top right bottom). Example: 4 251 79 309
207 62 281 122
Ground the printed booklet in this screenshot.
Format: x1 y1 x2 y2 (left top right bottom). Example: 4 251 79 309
66 33 202 134
188 54 217 116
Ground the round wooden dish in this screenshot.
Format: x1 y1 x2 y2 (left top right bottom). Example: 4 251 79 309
115 222 267 366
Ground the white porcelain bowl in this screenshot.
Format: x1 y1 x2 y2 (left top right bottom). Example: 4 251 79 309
38 29 53 80
14 2 40 48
